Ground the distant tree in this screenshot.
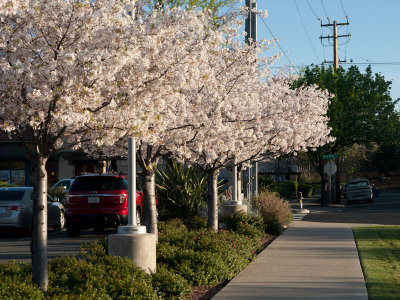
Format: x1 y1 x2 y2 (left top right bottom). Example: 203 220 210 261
294 65 400 204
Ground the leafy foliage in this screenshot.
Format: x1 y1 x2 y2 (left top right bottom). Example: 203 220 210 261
0 262 44 299
293 65 400 202
156 161 225 220
221 212 265 238
278 181 298 199
48 186 67 205
252 190 292 235
157 219 262 286
0 217 265 299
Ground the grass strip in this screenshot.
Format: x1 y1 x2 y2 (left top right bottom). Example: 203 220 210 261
353 226 400 300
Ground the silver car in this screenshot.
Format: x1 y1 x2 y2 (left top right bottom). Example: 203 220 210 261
0 187 65 231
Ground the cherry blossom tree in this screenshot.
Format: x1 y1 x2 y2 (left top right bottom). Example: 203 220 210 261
0 0 137 290
168 54 333 230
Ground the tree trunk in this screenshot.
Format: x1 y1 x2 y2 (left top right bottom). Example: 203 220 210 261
207 169 219 231
142 169 158 235
321 174 328 206
31 156 48 291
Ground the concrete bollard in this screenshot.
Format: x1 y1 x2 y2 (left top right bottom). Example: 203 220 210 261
222 202 248 216
108 228 157 274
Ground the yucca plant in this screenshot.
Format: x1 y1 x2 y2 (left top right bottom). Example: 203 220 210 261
156 161 225 220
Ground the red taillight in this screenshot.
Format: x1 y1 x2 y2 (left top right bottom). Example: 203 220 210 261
6 205 24 211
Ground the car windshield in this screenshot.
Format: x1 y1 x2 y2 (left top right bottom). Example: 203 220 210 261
348 181 369 188
0 190 26 201
70 176 128 191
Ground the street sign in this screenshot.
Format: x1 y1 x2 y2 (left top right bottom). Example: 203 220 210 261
324 161 337 176
322 154 338 159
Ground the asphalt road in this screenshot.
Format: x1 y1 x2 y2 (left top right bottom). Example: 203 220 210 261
0 228 111 263
1 190 399 263
302 189 400 225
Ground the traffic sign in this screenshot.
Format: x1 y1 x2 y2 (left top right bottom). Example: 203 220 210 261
324 161 337 176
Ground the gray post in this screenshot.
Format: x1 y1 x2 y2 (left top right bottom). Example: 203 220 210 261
245 0 257 44
128 137 136 226
108 137 157 274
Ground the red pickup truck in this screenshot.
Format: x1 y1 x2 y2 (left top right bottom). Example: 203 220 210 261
65 174 144 237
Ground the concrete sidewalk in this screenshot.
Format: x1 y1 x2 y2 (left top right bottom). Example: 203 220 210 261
213 220 368 299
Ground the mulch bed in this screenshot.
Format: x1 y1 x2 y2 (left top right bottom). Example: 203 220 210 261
190 234 278 300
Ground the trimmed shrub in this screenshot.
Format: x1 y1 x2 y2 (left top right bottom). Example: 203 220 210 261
221 212 264 238
278 180 298 199
48 249 158 299
0 262 44 299
157 222 262 286
151 264 191 299
298 183 313 197
252 190 292 235
188 215 208 230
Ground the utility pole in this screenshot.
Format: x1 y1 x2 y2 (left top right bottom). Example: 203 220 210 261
320 19 350 204
245 0 257 45
245 0 258 198
320 19 350 70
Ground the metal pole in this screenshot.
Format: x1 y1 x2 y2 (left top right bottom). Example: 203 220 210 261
128 137 137 226
233 158 237 202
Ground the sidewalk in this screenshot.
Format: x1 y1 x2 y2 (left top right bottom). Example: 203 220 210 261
213 197 368 299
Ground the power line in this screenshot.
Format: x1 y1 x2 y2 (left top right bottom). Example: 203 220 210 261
339 0 348 19
320 0 330 23
259 16 300 74
306 0 321 22
294 0 320 62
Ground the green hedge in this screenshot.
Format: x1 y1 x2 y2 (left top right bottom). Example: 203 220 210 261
298 183 313 197
0 218 265 299
278 181 298 199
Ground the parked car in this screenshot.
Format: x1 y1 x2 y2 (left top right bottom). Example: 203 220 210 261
50 178 75 192
65 174 145 237
0 187 65 232
344 178 373 205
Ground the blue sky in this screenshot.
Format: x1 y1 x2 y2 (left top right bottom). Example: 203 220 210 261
232 0 400 104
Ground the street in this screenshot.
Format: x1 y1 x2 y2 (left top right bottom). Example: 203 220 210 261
0 228 111 263
302 189 400 225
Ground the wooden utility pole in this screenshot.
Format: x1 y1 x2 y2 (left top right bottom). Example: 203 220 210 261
320 19 350 70
320 19 350 203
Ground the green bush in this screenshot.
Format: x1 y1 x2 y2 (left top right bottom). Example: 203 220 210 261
157 221 262 286
258 176 279 194
264 216 284 235
278 180 298 199
221 212 264 238
156 161 225 221
151 264 191 299
0 181 13 187
252 190 292 235
0 219 266 299
48 246 158 299
298 183 313 197
188 215 208 230
48 186 67 205
0 262 44 299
